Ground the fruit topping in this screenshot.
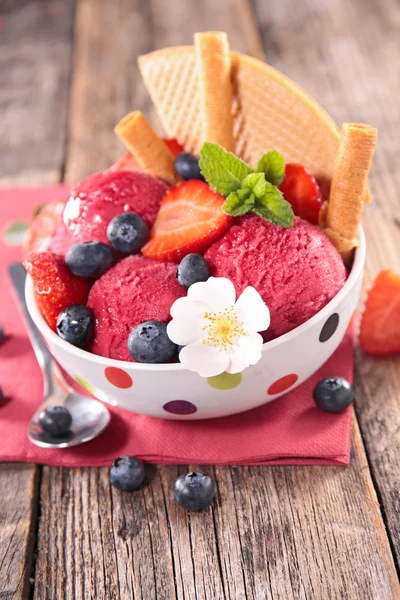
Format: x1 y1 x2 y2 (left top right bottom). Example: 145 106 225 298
127 320 177 363
109 456 145 492
56 304 95 347
24 252 89 331
107 213 149 254
66 241 115 278
278 164 323 225
142 180 232 262
313 377 354 413
22 199 66 259
174 152 204 181
163 138 184 157
173 471 216 511
39 406 72 436
359 270 400 356
176 254 209 288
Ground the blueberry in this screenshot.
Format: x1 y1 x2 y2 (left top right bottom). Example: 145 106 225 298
128 320 177 363
107 213 149 254
110 456 145 492
56 304 94 347
0 324 5 345
39 405 72 436
174 152 204 181
313 376 354 413
66 241 115 278
176 254 209 288
173 471 216 511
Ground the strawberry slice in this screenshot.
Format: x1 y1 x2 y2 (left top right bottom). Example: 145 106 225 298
142 180 233 262
359 270 400 356
24 251 90 331
111 138 184 172
22 199 66 260
278 164 323 225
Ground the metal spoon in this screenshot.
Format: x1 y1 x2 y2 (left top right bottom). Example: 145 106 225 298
8 262 111 448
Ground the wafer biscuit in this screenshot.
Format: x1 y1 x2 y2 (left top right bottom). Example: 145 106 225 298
138 45 372 202
114 111 180 185
323 123 377 266
194 32 234 151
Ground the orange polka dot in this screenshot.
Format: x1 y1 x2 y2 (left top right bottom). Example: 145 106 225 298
267 374 298 395
104 366 133 389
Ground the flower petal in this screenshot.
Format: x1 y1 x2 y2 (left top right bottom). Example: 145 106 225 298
188 277 236 312
235 286 270 332
180 341 230 377
167 298 208 346
226 332 263 374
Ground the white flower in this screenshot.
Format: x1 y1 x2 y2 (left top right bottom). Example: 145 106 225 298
167 277 270 378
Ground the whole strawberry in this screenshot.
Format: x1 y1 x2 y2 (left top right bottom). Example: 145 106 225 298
24 251 89 331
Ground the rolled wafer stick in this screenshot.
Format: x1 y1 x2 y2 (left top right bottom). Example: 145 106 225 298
194 31 235 151
323 122 377 266
114 111 180 185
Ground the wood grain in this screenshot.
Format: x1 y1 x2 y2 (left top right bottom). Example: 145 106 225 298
0 464 39 600
254 0 400 567
0 0 75 184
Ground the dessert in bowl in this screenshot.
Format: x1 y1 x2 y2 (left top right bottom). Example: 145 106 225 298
23 32 376 420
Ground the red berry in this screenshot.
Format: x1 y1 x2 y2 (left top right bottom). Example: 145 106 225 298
24 251 89 331
278 164 323 225
22 200 65 260
142 180 233 262
163 138 184 157
359 270 400 356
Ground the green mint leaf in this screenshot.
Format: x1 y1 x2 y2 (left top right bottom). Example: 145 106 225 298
256 151 285 186
253 183 294 227
223 191 255 217
2 221 29 245
199 142 253 196
241 172 268 199
33 203 45 218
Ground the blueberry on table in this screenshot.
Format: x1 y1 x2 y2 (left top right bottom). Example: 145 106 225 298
110 456 145 492
313 376 354 413
173 471 216 511
39 406 72 436
56 304 94 347
107 213 149 254
176 254 209 288
66 241 115 278
128 320 177 363
174 152 204 181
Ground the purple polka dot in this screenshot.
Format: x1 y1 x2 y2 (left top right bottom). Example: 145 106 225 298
163 400 198 415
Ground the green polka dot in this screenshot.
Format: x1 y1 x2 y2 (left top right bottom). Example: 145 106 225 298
207 372 242 390
75 375 96 395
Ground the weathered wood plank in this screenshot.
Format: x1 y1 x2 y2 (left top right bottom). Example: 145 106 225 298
0 464 39 600
0 0 75 184
254 0 400 567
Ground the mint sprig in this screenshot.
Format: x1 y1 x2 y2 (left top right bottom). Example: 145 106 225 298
199 143 294 227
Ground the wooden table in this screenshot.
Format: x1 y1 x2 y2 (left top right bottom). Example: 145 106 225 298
1 1 400 598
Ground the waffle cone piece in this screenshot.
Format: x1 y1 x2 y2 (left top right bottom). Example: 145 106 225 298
322 123 377 266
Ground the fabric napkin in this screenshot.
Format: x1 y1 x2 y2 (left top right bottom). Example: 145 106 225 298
0 186 353 467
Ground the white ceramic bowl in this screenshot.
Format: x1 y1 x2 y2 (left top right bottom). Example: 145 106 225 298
26 229 365 420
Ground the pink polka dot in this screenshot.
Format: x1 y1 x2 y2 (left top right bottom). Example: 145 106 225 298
163 400 198 415
267 374 298 395
104 366 133 389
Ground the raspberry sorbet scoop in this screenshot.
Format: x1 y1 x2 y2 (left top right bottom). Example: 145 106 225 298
205 215 347 341
87 256 185 361
62 169 168 247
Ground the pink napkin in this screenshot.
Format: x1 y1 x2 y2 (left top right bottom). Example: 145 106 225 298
0 186 353 467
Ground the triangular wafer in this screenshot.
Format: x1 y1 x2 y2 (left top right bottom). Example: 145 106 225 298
138 44 372 202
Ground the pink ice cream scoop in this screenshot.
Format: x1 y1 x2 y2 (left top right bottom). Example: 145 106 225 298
88 256 185 361
205 215 347 341
62 169 168 248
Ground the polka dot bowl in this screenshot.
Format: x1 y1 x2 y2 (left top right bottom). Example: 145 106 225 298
25 229 365 420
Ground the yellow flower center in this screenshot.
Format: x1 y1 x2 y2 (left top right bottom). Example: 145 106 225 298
202 306 246 350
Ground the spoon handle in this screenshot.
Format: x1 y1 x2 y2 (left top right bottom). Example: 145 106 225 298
8 262 58 398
